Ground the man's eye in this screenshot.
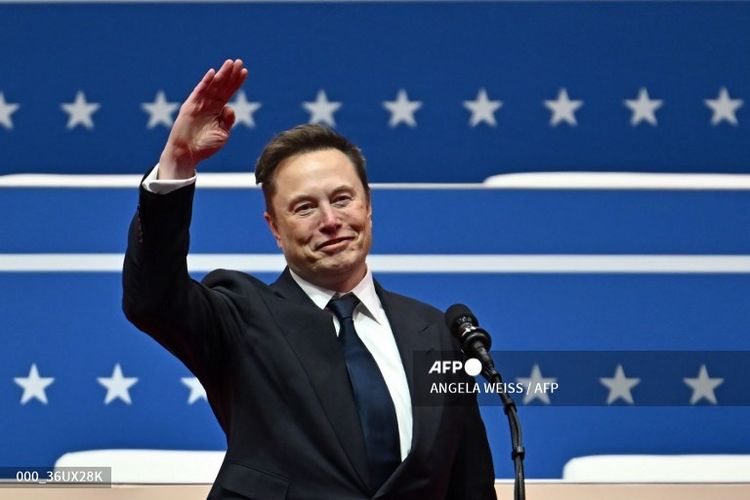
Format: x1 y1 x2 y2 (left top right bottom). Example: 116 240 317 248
333 195 352 206
294 204 314 214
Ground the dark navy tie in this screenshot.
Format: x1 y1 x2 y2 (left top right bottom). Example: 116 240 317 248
327 294 400 492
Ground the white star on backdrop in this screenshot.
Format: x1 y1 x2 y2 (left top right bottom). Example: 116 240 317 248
624 88 663 126
229 91 261 128
544 88 583 126
181 377 207 404
600 364 640 404
302 90 341 127
383 89 422 128
0 92 20 130
14 364 54 405
516 364 557 404
142 91 179 129
463 88 502 127
683 364 723 405
97 363 138 405
61 91 100 130
705 87 743 126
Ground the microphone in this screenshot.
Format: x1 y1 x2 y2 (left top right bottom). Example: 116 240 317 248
445 304 527 500
444 304 497 379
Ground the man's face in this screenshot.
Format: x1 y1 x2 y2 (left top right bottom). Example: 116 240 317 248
264 148 372 292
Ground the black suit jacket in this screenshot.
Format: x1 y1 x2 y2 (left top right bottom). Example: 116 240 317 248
122 182 496 499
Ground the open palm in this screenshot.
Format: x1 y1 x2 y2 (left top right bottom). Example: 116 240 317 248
161 59 248 176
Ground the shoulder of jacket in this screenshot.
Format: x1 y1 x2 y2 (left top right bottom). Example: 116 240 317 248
202 269 270 294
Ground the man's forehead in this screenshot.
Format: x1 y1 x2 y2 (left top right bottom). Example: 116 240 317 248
267 148 369 211
277 148 355 173
274 151 361 189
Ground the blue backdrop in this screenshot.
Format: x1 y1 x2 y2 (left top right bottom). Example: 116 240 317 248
0 1 749 181
2 0 750 483
2 185 749 479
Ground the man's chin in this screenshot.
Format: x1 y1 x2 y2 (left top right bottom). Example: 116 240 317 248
314 255 365 276
317 259 356 275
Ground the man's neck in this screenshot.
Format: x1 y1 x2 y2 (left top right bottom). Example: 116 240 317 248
290 266 369 296
292 267 368 294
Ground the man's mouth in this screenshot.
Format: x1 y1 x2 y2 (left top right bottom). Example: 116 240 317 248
316 237 354 250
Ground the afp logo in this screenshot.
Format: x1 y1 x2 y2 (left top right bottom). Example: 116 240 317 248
428 358 483 377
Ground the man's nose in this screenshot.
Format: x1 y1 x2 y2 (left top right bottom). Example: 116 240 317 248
319 204 342 232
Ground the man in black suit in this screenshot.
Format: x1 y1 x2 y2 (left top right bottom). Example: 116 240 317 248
123 58 495 499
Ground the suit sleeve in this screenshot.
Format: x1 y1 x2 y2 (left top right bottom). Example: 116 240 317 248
122 182 236 393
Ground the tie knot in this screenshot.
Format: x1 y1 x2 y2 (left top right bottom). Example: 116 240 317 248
327 293 360 321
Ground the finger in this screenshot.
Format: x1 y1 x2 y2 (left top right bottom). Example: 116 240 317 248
209 59 235 95
230 68 249 100
225 59 243 88
231 62 248 91
223 63 248 101
215 59 234 81
187 67 216 101
218 59 245 101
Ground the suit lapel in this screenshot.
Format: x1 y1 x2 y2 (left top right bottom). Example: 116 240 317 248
374 282 437 407
270 269 371 492
374 282 446 497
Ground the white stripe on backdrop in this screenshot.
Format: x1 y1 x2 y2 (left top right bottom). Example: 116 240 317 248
2 254 750 273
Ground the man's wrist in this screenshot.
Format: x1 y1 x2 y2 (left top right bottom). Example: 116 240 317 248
158 146 198 180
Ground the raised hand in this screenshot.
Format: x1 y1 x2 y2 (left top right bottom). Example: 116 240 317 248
159 59 248 179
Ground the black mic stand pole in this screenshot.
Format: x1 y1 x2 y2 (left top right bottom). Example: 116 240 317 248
471 340 526 500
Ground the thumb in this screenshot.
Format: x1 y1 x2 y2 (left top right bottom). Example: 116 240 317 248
220 105 236 131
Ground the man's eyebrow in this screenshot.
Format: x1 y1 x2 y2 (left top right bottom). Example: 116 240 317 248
286 185 355 206
287 193 313 206
330 184 355 195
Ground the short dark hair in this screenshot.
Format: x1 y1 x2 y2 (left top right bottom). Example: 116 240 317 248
254 124 369 212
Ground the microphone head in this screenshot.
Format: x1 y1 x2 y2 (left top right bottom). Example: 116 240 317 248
444 303 477 336
444 304 496 377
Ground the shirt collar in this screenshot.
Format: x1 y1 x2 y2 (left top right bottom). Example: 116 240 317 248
288 266 384 325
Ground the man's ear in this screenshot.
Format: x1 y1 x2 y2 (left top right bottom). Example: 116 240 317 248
264 211 283 248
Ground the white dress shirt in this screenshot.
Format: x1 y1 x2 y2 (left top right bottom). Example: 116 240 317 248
288 268 413 460
143 164 414 460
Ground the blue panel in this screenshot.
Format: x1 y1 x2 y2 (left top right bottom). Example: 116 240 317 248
2 271 749 477
0 2 749 180
2 187 750 253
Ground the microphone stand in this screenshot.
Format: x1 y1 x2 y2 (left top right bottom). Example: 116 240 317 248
447 308 526 500
483 365 525 500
